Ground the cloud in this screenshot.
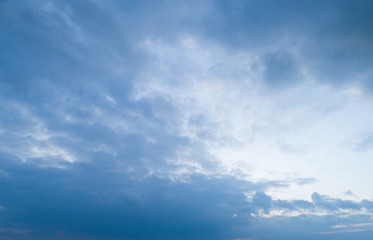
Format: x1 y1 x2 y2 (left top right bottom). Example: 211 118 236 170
0 156 285 240
355 132 373 151
262 51 303 89
252 192 273 214
202 0 373 93
1 0 373 239
249 191 373 217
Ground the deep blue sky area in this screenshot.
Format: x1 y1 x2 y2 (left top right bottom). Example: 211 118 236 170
1 0 373 239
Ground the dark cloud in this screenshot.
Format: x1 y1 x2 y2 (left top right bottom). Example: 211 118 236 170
262 51 302 89
247 192 373 239
311 192 362 211
250 191 371 214
252 192 272 214
0 156 281 240
203 0 373 91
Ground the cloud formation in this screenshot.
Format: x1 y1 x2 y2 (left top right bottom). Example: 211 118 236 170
1 0 373 239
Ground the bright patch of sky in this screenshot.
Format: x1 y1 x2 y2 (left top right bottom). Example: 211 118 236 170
135 35 373 200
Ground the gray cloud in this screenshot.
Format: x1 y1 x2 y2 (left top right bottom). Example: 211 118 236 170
250 191 371 214
0 155 291 240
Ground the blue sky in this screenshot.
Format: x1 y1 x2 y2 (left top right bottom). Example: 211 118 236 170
1 0 373 239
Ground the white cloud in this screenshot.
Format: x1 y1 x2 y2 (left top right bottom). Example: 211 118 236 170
0 101 75 166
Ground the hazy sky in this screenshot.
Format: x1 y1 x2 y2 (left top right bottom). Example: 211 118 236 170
1 0 373 239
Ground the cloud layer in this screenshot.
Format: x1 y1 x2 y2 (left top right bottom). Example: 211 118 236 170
1 0 373 239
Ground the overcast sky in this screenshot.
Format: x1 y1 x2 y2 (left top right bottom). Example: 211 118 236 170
1 0 373 239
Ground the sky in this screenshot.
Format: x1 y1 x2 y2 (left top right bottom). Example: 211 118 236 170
1 0 373 239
